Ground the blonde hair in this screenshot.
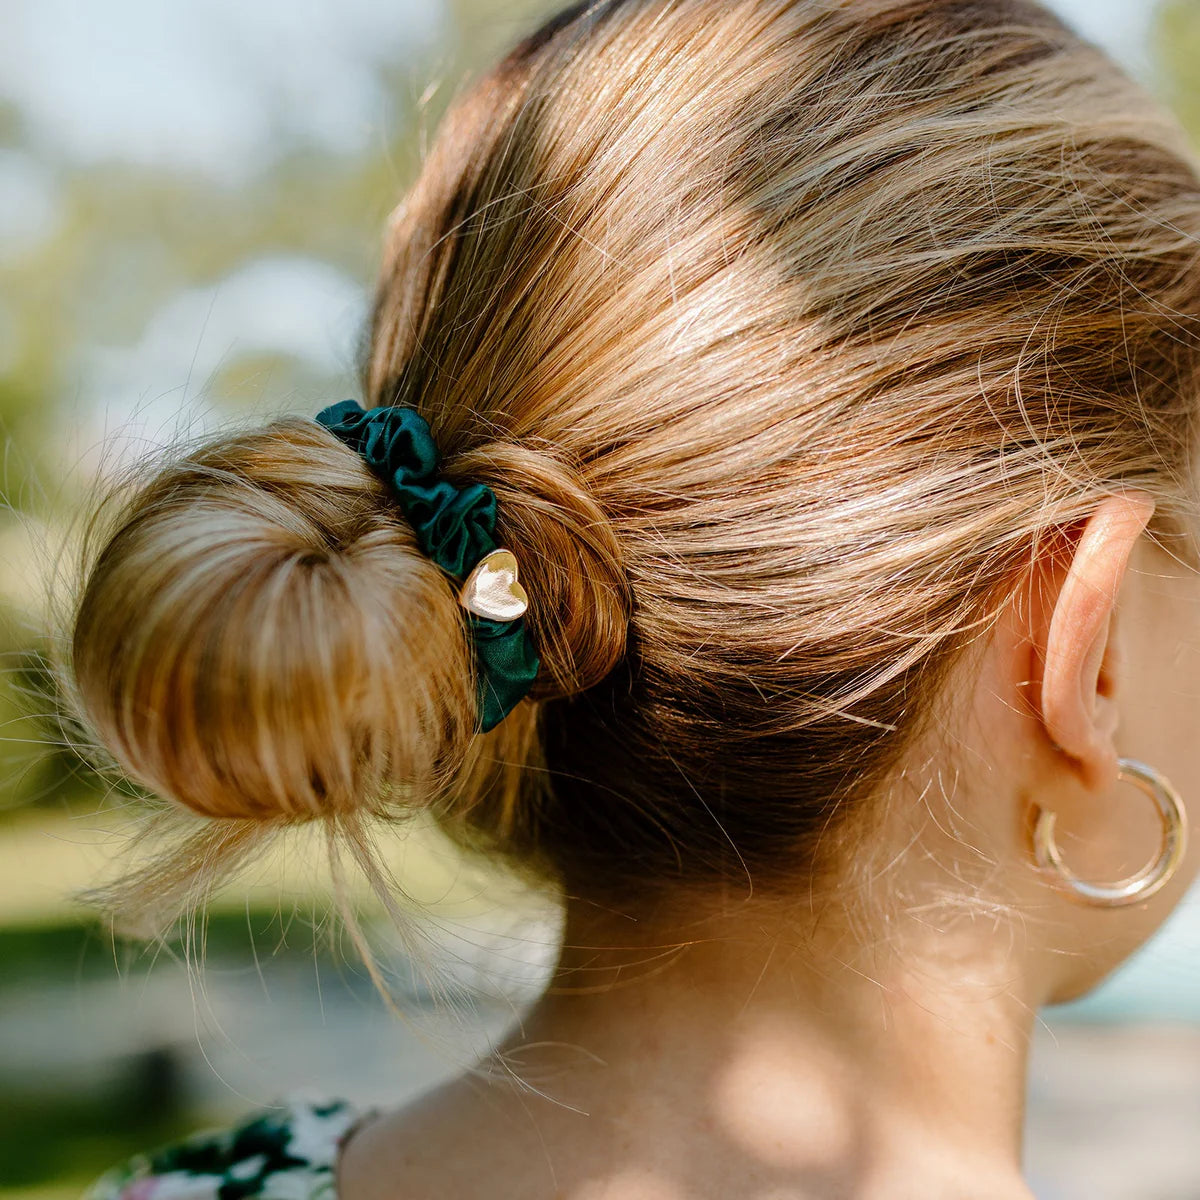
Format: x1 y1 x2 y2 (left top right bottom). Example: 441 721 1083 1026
54 0 1200 936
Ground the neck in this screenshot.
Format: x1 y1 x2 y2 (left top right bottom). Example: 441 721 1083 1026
485 891 1041 1198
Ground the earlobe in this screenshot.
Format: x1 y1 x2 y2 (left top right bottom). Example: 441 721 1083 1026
1035 492 1155 793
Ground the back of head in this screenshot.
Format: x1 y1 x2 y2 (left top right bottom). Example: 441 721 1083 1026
59 0 1200 929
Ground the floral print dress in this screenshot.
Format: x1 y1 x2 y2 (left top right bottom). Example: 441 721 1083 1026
82 1097 377 1200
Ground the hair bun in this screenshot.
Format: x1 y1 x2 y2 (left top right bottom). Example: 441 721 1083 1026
67 417 480 825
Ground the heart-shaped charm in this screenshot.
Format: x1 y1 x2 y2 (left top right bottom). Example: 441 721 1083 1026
458 548 529 621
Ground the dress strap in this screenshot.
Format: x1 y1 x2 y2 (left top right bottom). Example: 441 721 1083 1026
82 1096 371 1200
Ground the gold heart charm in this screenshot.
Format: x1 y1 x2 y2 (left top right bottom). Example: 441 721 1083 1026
458 548 529 621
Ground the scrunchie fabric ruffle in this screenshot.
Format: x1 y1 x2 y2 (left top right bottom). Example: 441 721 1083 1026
315 399 540 731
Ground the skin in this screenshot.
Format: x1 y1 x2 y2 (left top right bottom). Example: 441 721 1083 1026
338 490 1200 1199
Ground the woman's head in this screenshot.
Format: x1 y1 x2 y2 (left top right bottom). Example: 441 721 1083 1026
60 0 1200 989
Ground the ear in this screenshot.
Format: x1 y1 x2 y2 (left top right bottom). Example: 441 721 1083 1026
1033 491 1156 793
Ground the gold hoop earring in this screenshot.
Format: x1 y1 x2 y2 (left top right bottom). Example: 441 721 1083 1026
1032 758 1189 908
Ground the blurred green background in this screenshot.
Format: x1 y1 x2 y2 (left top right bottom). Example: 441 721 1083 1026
2 3 1200 1199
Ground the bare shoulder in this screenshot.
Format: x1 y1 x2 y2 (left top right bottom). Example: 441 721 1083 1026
333 1072 736 1200
331 1075 844 1195
335 1074 570 1200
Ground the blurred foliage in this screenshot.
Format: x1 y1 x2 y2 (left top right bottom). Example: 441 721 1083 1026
1 1070 193 1196
0 903 345 988
1154 0 1200 140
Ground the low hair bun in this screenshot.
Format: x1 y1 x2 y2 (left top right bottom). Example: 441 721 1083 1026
67 417 479 827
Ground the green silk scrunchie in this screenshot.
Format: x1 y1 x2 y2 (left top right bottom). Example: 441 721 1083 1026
314 398 540 732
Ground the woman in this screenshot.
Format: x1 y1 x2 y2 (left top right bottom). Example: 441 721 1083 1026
67 0 1200 1196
